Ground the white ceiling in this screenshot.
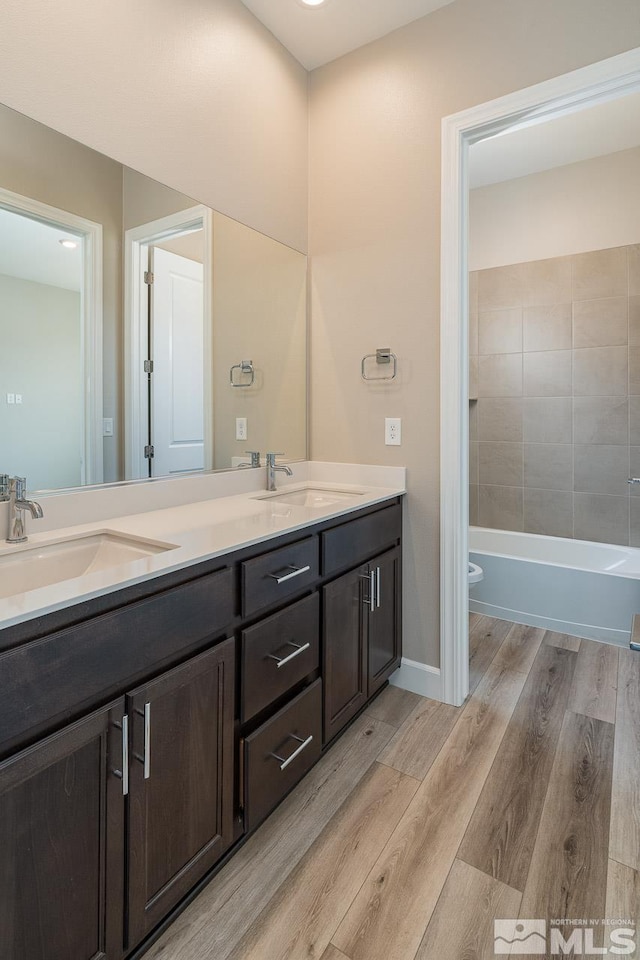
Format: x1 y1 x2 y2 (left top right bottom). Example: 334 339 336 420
239 0 455 70
0 208 83 291
469 89 640 189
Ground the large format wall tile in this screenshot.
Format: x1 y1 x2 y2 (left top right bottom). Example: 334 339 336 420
522 256 572 307
629 346 640 395
629 297 640 346
630 498 640 546
524 443 572 491
523 350 572 397
573 397 628 445
523 303 572 352
572 246 628 301
522 398 572 443
478 307 522 355
523 488 573 538
574 493 629 545
573 444 630 497
478 354 522 397
478 485 523 531
479 441 523 487
628 244 640 298
469 484 479 526
477 398 522 442
573 345 628 396
471 243 638 544
573 298 628 348
477 263 523 311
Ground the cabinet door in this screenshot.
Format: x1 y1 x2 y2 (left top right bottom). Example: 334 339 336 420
322 564 368 744
0 701 126 960
367 547 402 697
126 639 235 949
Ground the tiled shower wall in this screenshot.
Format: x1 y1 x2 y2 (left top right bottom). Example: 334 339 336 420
469 243 640 545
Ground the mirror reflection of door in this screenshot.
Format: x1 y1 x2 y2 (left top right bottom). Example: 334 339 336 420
148 239 205 477
0 201 100 490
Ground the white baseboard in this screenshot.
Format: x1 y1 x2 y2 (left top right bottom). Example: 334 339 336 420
390 657 443 701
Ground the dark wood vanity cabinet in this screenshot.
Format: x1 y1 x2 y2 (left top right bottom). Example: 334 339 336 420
323 546 401 744
0 700 126 960
126 640 235 950
0 496 402 960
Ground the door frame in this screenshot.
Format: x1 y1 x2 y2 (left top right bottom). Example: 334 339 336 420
124 205 213 480
0 186 103 486
439 47 640 706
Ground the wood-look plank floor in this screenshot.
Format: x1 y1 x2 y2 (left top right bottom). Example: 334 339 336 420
148 620 639 960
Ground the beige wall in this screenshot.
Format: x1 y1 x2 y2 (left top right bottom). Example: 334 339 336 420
0 0 308 253
470 147 640 271
0 275 83 490
0 104 124 483
309 0 640 667
212 214 307 468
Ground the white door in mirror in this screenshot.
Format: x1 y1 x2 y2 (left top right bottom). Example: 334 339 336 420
151 248 205 476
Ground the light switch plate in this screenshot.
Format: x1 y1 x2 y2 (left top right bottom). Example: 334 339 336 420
103 418 114 437
385 417 401 446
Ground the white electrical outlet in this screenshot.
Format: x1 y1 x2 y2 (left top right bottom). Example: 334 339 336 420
236 417 248 441
385 417 402 446
6 393 15 404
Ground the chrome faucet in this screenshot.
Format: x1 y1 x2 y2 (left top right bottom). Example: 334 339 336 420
266 453 293 492
7 477 44 543
238 451 261 468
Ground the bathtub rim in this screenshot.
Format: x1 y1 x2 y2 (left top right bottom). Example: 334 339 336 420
469 525 640 581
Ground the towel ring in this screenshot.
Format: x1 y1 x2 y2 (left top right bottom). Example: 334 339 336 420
361 348 397 382
230 360 255 388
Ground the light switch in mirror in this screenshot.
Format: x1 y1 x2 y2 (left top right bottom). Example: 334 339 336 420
0 102 307 494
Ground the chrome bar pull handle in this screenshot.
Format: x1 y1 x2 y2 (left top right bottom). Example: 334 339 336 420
267 641 311 668
268 564 311 584
143 702 151 780
122 714 129 795
271 734 314 771
360 571 375 611
376 566 381 609
112 715 129 796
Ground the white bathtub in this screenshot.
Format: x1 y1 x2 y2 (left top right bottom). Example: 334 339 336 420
469 526 640 646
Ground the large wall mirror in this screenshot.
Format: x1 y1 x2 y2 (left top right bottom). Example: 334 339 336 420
0 103 307 493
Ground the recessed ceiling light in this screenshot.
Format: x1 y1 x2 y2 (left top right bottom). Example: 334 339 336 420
298 0 328 7
59 239 78 249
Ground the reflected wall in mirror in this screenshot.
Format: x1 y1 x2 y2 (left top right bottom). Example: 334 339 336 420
0 102 307 492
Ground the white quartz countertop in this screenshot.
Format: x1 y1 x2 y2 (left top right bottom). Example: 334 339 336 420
0 465 405 631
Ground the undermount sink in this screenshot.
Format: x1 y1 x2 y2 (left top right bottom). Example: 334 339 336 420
0 532 178 599
255 487 365 508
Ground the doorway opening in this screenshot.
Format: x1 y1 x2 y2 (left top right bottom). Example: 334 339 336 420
0 186 103 490
124 206 213 480
440 48 640 706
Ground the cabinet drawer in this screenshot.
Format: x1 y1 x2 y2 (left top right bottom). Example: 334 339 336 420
241 593 320 723
241 537 318 617
244 678 322 831
322 502 401 577
0 566 235 756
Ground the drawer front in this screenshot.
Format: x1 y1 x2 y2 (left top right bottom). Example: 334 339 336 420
0 567 235 757
241 537 318 617
241 593 320 723
244 678 322 831
322 502 401 577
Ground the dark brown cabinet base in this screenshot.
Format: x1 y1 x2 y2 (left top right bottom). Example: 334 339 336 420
0 701 125 960
0 496 402 960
